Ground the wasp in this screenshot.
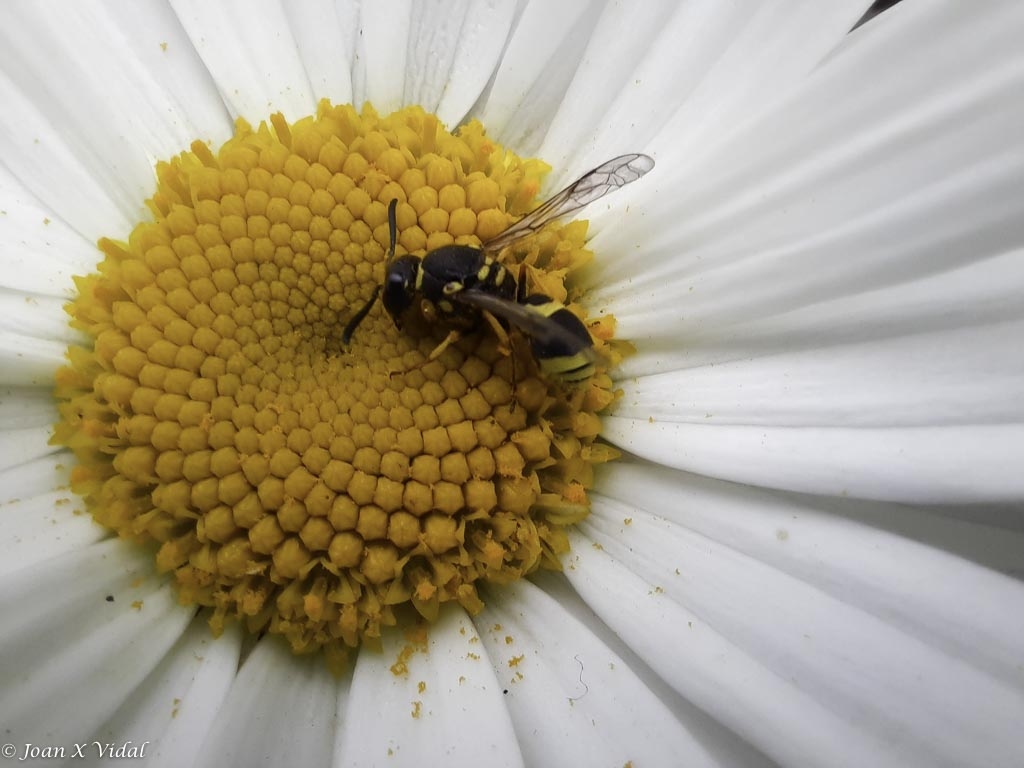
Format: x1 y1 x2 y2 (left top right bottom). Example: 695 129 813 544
343 153 655 382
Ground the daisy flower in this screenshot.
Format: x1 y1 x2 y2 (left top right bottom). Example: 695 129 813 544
1 1 1023 767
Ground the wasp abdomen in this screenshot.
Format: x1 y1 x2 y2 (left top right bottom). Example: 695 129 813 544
521 295 596 382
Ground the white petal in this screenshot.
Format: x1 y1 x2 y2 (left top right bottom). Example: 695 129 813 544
351 0 412 114
568 460 1024 768
530 0 686 167
0 71 129 240
603 418 1024 504
194 637 337 768
594 461 1024 670
0 488 105 578
353 0 519 125
403 0 517 127
0 385 56 429
338 606 523 768
0 1 230 240
0 425 55 473
478 578 763 768
170 0 319 123
566 498 1024 768
603 307 1024 502
614 246 1024 377
86 621 242 768
106 1 235 137
0 166 100 297
0 451 63 500
286 0 358 105
563 528 892 768
0 294 74 387
474 0 597 154
0 452 93 576
0 539 193 756
614 318 1024 426
538 2 869 181
0 291 74 342
0 424 100 580
0 387 62 473
589 2 1024 328
580 2 1024 504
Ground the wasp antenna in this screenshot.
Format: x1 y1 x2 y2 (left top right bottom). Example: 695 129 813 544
345 200 397 345
342 285 381 345
386 199 398 265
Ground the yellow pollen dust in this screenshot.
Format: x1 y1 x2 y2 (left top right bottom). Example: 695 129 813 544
53 102 623 670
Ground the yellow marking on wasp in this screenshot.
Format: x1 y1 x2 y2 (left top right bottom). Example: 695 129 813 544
540 353 595 381
524 301 563 319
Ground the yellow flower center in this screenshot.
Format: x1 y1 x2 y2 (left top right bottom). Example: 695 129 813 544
53 102 622 671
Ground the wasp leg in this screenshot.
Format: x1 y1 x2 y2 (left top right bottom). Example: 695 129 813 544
388 329 464 380
426 329 463 362
479 307 520 411
508 331 520 413
481 310 512 356
516 264 529 304
384 301 461 376
507 268 532 413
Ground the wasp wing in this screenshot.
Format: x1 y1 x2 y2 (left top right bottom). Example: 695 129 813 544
456 289 596 362
483 153 654 253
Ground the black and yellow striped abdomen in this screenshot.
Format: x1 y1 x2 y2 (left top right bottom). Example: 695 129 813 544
520 295 596 382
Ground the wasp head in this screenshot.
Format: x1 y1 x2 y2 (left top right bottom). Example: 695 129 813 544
382 255 420 321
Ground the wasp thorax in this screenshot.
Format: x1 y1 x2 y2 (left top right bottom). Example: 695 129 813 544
53 102 624 671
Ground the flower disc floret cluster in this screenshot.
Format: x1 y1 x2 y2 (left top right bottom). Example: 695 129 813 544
54 102 621 666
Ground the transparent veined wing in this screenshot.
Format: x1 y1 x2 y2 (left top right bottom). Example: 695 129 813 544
483 153 654 253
